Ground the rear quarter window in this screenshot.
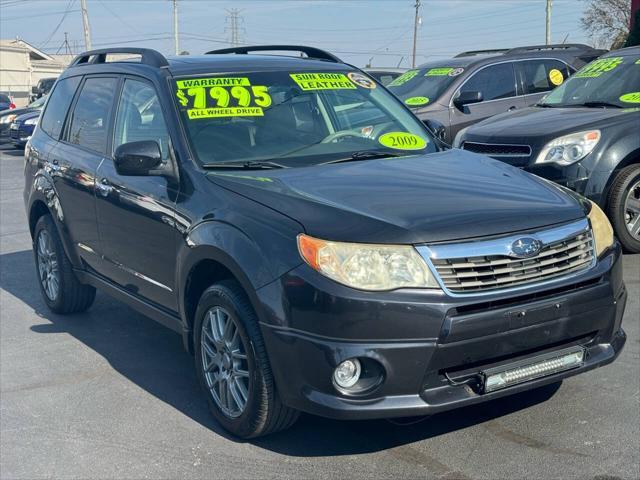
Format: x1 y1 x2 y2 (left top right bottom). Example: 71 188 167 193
521 59 572 94
39 76 81 139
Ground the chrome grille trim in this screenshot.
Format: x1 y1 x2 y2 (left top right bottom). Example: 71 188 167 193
462 141 532 158
416 218 596 296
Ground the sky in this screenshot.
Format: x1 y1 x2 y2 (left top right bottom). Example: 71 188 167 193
0 0 594 67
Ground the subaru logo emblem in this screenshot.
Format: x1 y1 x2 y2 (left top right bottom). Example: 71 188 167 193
510 237 543 258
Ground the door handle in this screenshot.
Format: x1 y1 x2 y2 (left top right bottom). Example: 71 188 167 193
508 106 517 111
96 178 113 197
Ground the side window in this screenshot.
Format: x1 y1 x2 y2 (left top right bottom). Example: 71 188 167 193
68 77 118 154
521 59 571 94
113 79 170 159
460 63 517 101
39 76 81 139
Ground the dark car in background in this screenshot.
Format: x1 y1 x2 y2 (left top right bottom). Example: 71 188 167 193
30 77 57 102
10 110 40 148
0 92 16 111
456 47 640 253
23 45 626 439
386 44 605 143
0 95 46 143
363 68 406 86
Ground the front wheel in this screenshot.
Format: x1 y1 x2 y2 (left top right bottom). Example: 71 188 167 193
194 281 299 438
607 164 640 253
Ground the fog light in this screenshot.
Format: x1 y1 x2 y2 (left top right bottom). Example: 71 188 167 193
333 358 361 389
483 348 585 393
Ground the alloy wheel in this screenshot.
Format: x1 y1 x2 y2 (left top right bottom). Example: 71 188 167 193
624 179 640 240
36 230 59 301
201 306 250 418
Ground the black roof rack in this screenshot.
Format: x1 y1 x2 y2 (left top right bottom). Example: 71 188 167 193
70 48 169 68
205 45 342 63
455 43 600 58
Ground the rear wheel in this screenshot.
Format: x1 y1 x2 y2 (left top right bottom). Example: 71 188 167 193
607 165 640 253
33 214 96 313
194 281 299 438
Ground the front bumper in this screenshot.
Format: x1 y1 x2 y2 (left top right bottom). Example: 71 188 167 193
257 243 626 419
9 123 33 147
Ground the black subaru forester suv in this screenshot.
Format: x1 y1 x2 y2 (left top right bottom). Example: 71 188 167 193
24 46 626 438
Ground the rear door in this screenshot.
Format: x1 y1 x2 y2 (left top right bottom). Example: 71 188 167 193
94 77 179 311
449 62 525 138
518 59 573 106
46 75 117 273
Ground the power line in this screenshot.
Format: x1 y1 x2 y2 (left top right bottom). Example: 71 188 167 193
39 0 76 49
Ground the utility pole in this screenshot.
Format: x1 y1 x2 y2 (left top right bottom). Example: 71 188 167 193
545 0 552 45
225 9 244 46
80 0 92 50
412 0 421 68
172 0 179 55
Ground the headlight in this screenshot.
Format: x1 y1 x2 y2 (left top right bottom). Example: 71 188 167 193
297 234 439 291
0 114 17 124
588 201 614 257
24 116 38 125
535 130 600 166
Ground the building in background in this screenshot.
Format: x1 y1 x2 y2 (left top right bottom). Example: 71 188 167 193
0 39 69 107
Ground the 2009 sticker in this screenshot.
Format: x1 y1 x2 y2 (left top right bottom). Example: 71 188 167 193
176 77 272 119
348 72 376 89
404 96 429 106
575 57 623 78
378 132 427 150
548 68 564 86
619 92 640 103
388 70 419 87
290 73 356 90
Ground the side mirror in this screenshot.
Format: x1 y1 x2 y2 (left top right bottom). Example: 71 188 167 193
31 86 40 95
114 140 163 176
454 90 483 109
423 119 447 143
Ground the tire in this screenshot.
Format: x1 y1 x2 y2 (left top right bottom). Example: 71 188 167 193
194 280 299 438
607 164 640 254
33 214 96 314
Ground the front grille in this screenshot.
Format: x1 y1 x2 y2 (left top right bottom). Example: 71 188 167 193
462 141 531 157
431 230 595 293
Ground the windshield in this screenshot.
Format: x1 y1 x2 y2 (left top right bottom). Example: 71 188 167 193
175 70 436 167
386 66 465 107
28 96 47 108
540 54 640 108
0 94 11 104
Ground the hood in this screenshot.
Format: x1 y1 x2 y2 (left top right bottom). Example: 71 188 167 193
14 111 40 122
207 149 586 244
465 106 638 141
0 106 38 118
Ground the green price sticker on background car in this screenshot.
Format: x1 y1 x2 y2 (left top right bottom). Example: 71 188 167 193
619 92 640 103
387 70 419 87
378 132 427 150
574 57 623 78
404 96 429 106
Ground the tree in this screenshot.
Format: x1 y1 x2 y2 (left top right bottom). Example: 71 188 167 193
625 9 640 46
581 0 631 49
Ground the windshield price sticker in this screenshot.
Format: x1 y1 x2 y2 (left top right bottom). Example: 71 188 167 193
425 67 454 76
290 73 356 91
575 57 623 78
404 96 430 106
548 68 564 86
176 77 272 119
388 70 419 87
620 92 640 104
379 132 427 150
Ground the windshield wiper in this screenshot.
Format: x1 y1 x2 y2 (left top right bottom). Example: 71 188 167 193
202 160 288 169
577 101 622 109
320 151 407 165
535 103 557 108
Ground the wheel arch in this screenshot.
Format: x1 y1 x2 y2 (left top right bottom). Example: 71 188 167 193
602 148 640 208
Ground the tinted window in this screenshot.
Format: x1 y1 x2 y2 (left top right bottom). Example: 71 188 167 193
521 59 571 94
68 77 117 154
461 63 517 101
114 79 170 160
39 76 81 139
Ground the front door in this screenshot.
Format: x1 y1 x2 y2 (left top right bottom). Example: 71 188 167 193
449 62 526 139
94 77 180 311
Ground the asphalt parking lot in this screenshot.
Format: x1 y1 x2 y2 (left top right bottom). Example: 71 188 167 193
0 143 638 480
